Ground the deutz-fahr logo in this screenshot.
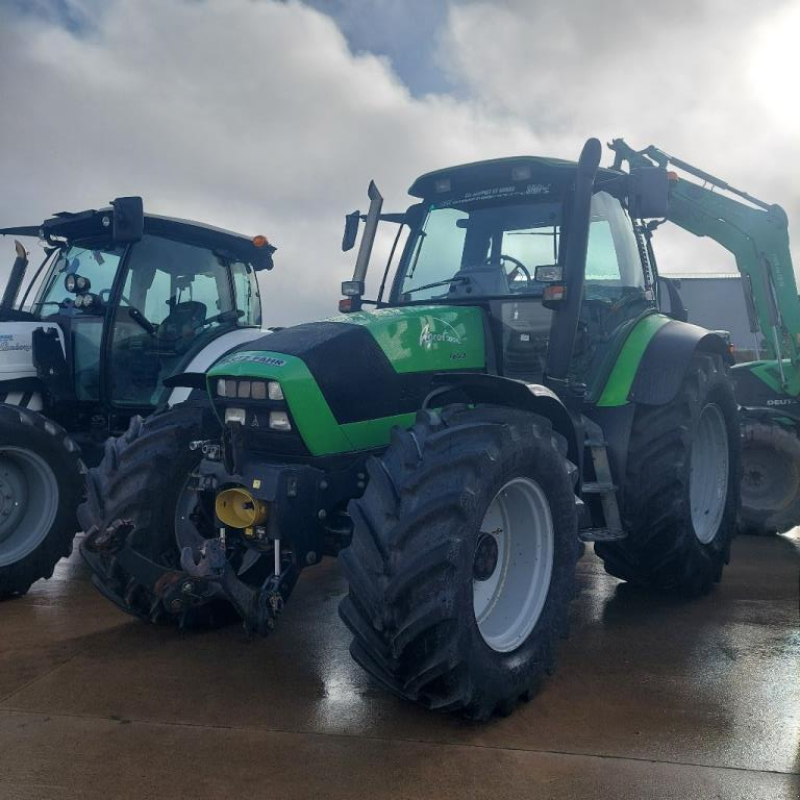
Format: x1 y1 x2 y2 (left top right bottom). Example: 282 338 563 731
419 318 463 350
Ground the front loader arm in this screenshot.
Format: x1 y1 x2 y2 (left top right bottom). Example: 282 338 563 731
609 139 800 389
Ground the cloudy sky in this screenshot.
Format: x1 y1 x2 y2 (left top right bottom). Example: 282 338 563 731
0 0 798 326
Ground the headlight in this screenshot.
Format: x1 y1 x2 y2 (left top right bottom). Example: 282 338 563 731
216 378 283 401
224 407 246 425
269 411 291 431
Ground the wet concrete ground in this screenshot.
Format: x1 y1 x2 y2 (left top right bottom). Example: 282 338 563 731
0 532 798 800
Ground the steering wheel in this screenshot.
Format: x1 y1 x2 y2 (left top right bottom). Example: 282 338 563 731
485 255 532 291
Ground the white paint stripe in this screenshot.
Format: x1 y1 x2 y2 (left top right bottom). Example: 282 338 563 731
167 327 272 407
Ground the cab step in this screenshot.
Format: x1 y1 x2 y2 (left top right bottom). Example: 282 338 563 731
581 481 616 495
579 527 628 543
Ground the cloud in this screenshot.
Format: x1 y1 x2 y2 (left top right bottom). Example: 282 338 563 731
1 0 797 328
442 0 800 273
0 0 538 324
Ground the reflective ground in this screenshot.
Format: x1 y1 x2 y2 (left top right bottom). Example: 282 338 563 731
1 531 798 799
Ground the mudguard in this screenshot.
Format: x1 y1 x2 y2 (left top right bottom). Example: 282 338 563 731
427 372 581 468
627 320 731 406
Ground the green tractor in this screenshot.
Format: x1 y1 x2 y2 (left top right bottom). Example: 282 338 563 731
80 138 740 718
0 199 275 596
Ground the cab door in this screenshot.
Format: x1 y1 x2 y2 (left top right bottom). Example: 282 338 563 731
107 235 240 408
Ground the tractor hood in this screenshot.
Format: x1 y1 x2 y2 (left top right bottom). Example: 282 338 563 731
207 305 486 456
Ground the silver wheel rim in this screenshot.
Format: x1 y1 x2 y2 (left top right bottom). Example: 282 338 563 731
0 447 60 567
690 403 729 545
473 477 554 653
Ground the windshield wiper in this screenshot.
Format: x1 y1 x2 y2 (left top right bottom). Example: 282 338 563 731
403 275 470 296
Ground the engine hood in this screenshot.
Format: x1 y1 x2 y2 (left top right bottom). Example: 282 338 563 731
207 305 487 455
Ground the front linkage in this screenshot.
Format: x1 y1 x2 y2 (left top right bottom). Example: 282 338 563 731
82 419 365 635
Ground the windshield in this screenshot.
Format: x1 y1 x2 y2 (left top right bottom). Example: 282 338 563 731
33 244 125 316
393 191 644 303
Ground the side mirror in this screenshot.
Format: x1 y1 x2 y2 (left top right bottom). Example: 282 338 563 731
342 210 361 252
111 196 144 244
657 275 688 322
628 167 669 219
534 265 562 283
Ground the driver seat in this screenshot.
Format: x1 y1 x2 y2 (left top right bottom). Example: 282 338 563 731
157 300 207 354
447 263 510 297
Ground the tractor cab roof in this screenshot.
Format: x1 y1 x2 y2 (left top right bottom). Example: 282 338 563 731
0 203 276 271
409 155 623 201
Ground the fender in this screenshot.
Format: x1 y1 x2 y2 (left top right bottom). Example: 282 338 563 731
427 372 581 469
599 318 731 408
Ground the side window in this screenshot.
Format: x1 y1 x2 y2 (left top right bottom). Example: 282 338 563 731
585 192 644 291
586 220 622 282
575 192 652 386
231 261 261 327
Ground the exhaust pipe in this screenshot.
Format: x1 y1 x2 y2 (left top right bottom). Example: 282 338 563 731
0 240 29 313
545 138 602 390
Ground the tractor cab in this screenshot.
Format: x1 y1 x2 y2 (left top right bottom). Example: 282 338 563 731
341 154 669 405
0 197 274 451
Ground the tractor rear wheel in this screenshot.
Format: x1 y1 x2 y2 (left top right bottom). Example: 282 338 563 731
339 405 580 719
739 419 800 535
77 400 232 627
0 405 83 597
596 353 739 595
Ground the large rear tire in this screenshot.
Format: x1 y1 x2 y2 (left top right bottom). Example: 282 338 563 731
77 400 231 627
0 405 83 597
338 406 580 719
739 419 800 536
596 354 740 595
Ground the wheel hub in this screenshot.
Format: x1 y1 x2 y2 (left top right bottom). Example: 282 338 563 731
473 531 500 581
0 459 27 543
741 445 797 511
472 477 554 653
0 448 59 567
689 403 729 545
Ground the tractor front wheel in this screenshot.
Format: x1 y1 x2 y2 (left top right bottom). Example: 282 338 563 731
339 405 580 719
77 400 232 627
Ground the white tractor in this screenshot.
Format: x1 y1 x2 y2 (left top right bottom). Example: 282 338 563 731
0 197 275 595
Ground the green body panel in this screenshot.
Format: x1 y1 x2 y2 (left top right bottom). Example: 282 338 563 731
326 305 485 373
208 306 487 456
596 314 672 407
733 359 800 396
208 352 352 455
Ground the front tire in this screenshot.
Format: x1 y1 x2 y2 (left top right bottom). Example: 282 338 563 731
0 405 83 597
338 406 580 719
77 401 229 627
596 353 740 595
